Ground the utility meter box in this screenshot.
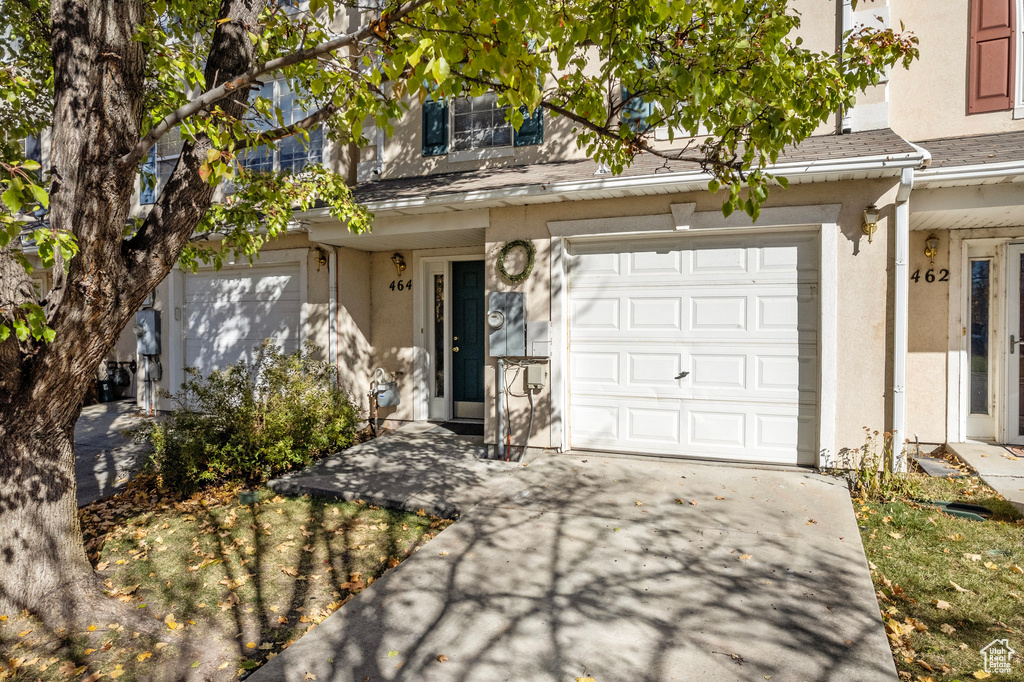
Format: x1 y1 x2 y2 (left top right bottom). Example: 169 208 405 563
487 291 525 357
135 309 161 356
526 321 551 357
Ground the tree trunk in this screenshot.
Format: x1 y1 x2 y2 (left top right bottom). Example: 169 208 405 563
0 410 95 621
0 0 264 626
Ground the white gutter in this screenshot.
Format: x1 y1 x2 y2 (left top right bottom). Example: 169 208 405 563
839 0 853 134
349 151 925 215
891 141 931 473
914 159 1024 185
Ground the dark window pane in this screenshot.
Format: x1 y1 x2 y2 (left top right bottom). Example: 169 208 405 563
970 259 990 414
434 274 444 398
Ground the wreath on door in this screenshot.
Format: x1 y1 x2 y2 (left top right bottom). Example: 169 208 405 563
497 239 536 284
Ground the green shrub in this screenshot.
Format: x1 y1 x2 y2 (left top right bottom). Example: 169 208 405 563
131 340 359 496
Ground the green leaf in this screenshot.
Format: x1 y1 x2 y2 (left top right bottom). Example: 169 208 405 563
2 187 22 214
30 183 48 208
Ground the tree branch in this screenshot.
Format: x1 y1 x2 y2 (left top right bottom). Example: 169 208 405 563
235 102 339 151
119 0 433 169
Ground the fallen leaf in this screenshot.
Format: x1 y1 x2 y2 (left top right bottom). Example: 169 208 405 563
739 554 752 561
82 673 103 682
387 651 399 658
635 501 643 506
1012 565 1023 574
282 566 299 577
973 671 992 680
964 553 982 562
934 600 951 610
576 678 596 682
137 652 152 662
940 624 957 635
888 532 903 539
690 500 698 506
278 616 289 625
984 561 999 570
304 673 317 680
436 655 449 662
715 496 725 500
155 643 168 650
109 664 125 679
87 624 98 632
950 581 971 593
246 642 256 649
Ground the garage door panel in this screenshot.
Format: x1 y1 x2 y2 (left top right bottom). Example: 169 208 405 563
570 285 816 344
571 234 818 286
571 395 816 464
568 233 819 465
570 342 816 403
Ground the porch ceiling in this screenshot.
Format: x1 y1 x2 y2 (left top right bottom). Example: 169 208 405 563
910 181 1024 231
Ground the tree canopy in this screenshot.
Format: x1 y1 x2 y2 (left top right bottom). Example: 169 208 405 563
0 0 917 343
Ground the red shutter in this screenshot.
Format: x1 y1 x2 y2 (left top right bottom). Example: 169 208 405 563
968 0 1016 113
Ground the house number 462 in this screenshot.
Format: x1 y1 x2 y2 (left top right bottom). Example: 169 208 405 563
911 268 949 284
390 280 412 291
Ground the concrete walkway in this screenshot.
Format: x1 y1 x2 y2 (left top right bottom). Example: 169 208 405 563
947 442 1024 513
75 400 152 507
255 426 895 682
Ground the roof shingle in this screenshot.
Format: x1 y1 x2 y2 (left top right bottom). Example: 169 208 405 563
353 128 917 204
916 130 1024 168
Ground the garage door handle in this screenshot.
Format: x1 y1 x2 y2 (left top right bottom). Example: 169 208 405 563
675 371 690 379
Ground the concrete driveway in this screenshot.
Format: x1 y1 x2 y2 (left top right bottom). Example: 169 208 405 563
256 426 895 682
75 400 152 506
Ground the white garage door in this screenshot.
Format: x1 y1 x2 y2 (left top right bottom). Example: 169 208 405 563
184 264 302 376
568 232 819 465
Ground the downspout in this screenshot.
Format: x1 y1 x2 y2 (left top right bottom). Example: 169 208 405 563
317 243 339 386
838 0 853 134
892 142 932 472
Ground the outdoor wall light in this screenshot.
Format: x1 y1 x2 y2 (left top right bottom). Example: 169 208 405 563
862 204 880 243
924 233 940 264
391 252 406 277
313 247 328 272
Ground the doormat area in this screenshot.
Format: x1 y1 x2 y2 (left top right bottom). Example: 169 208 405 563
1004 445 1024 460
438 421 485 437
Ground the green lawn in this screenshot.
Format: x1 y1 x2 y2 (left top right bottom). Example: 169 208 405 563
0 479 451 681
858 475 1024 681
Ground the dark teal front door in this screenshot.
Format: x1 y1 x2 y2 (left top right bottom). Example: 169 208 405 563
451 260 485 419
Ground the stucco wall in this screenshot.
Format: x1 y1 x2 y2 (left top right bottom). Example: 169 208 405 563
336 247 373 409
470 178 902 457
906 229 951 443
889 0 1024 142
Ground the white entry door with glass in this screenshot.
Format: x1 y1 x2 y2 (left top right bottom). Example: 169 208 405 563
969 244 1024 444
1007 245 1024 444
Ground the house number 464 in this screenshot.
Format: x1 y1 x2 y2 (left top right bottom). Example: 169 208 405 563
390 280 412 291
911 268 949 284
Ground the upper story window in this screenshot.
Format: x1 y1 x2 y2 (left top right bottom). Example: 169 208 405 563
238 80 323 175
140 80 322 204
141 128 182 204
967 0 1020 114
422 93 543 157
451 93 512 151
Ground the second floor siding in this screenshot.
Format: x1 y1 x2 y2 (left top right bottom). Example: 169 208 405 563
889 0 1024 141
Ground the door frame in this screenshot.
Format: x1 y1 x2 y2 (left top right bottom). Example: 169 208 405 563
948 232 1024 444
412 250 486 422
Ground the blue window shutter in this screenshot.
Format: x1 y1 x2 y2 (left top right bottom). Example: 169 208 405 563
140 148 157 204
422 98 449 156
622 86 654 132
514 106 544 147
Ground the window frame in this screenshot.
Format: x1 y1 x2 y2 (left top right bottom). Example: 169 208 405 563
448 92 515 154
